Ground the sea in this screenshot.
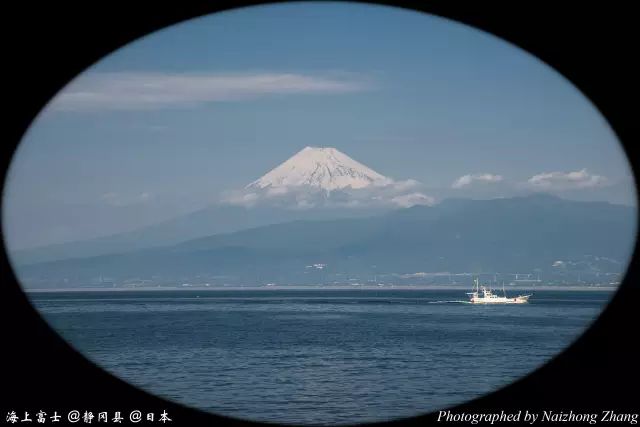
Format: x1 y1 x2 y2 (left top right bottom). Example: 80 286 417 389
29 288 613 425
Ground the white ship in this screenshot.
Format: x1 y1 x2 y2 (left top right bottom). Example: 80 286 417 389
467 278 531 304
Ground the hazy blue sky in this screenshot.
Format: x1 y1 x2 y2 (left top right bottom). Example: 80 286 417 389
3 2 635 249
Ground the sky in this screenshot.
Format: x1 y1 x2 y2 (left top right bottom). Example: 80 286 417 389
2 2 636 250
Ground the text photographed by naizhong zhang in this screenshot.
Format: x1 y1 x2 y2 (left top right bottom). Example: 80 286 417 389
437 410 639 425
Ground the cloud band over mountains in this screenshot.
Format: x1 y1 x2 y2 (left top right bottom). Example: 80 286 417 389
222 179 435 210
222 168 611 210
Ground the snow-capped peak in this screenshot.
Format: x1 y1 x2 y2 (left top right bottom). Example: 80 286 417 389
246 146 392 192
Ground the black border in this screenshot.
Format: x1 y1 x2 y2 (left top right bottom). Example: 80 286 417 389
2 1 638 426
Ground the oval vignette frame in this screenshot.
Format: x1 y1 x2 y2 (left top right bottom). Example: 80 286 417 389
1 1 638 426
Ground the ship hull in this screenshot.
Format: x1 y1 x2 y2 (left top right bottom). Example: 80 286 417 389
469 296 530 304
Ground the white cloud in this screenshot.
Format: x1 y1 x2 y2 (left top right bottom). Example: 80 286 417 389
390 192 435 208
526 169 607 190
387 179 421 191
51 72 371 111
139 192 153 202
452 173 503 189
266 187 290 197
221 191 260 207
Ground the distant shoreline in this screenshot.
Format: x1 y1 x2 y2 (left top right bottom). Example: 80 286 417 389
25 285 618 293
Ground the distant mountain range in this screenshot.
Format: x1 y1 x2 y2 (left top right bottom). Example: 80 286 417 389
9 147 637 288
10 204 389 265
11 146 424 265
15 195 637 288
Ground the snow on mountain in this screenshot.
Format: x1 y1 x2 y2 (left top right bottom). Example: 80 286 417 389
221 146 433 209
246 146 393 192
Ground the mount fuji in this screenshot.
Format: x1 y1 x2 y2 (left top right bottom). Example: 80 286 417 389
225 146 431 209
246 146 393 192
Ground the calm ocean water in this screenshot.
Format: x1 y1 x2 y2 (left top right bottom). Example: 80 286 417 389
29 289 612 425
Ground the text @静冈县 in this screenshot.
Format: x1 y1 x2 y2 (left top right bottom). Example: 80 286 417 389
5 410 172 424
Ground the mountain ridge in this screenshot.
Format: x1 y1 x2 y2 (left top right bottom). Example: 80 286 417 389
15 195 637 288
9 204 391 265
